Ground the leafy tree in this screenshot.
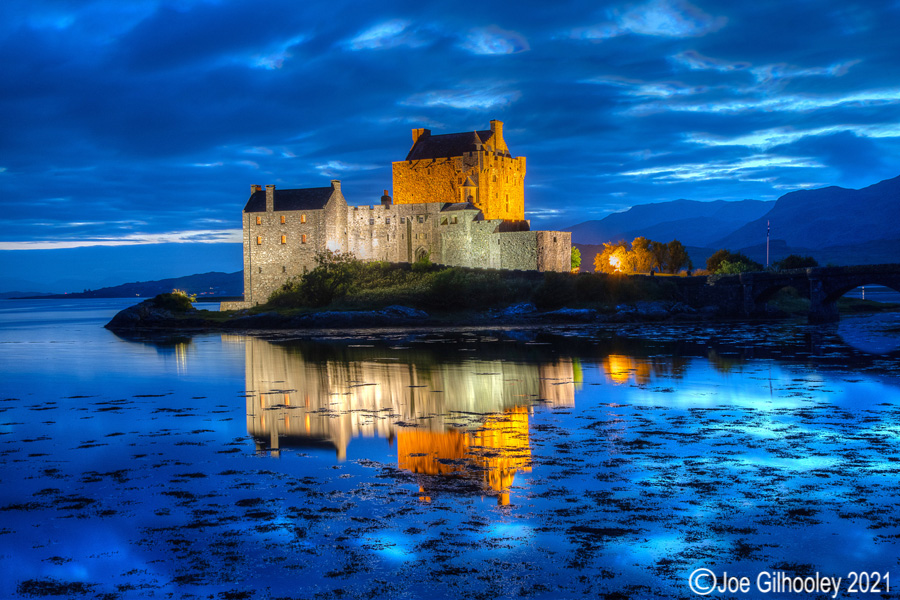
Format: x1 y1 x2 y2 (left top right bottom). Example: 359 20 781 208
706 249 732 273
571 247 582 272
594 240 628 274
773 254 818 270
717 259 757 274
412 250 433 273
707 249 762 274
631 236 654 273
650 241 668 273
272 250 360 307
665 240 691 274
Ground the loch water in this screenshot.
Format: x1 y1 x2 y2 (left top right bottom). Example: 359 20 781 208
2 299 900 599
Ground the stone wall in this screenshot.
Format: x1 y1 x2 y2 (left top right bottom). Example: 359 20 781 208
229 186 572 309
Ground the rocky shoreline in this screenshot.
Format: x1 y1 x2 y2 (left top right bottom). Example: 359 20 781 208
105 296 718 332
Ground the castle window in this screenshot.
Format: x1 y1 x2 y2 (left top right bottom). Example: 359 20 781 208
554 237 557 243
385 218 391 225
369 218 375 225
282 265 286 273
258 267 262 273
256 236 262 245
256 216 261 225
281 215 286 224
302 234 307 244
423 233 427 239
301 214 307 224
400 217 406 223
417 216 424 223
452 217 458 224
281 235 286 244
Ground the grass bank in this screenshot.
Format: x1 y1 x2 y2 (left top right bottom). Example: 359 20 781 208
260 259 678 314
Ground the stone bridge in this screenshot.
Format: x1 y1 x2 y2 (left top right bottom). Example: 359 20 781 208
674 264 900 322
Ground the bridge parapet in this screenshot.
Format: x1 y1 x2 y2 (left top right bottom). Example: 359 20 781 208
672 263 900 322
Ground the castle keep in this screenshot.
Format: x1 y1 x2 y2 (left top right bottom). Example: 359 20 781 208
225 121 571 308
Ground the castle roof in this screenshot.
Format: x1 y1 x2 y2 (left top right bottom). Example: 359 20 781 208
243 187 334 212
406 130 496 160
441 201 479 211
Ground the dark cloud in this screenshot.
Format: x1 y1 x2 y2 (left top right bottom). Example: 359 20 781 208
1 0 899 253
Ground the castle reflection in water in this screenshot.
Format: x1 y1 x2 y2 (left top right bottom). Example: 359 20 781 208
229 336 576 504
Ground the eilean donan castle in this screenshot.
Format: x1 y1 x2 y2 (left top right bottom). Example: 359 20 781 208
226 121 571 308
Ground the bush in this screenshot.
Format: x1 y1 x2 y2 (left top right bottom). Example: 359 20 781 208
773 254 818 270
707 249 763 274
152 290 195 312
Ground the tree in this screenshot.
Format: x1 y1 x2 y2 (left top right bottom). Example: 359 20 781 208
594 240 628 274
279 250 360 307
631 237 654 273
773 254 818 270
665 240 690 274
706 249 762 274
650 241 668 273
706 249 732 273
571 247 581 272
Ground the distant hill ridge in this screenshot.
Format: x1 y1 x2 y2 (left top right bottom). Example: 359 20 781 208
567 174 900 267
20 271 242 299
565 199 773 247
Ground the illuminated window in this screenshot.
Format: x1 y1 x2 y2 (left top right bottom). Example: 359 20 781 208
302 234 307 244
301 214 306 224
281 215 286 224
256 236 262 245
281 235 286 244
256 216 261 225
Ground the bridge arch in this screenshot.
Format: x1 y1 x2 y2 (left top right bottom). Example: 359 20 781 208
822 279 900 305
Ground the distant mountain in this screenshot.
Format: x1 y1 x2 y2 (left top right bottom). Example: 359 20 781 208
715 175 900 251
0 242 242 294
26 271 242 299
565 199 773 246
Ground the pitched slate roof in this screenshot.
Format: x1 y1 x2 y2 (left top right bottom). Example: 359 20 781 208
406 130 495 160
440 201 479 212
243 187 334 212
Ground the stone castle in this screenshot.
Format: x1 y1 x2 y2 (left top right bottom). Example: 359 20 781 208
226 120 571 308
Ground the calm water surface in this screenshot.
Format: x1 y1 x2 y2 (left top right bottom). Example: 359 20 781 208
2 299 900 599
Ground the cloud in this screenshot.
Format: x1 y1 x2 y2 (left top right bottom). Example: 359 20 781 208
314 160 381 177
623 155 824 183
687 123 900 150
343 19 431 50
630 87 900 116
0 229 242 250
401 86 521 110
570 0 727 40
459 26 529 55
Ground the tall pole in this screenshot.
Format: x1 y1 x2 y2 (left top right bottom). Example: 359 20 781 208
766 220 770 267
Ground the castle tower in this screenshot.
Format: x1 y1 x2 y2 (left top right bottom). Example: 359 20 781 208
391 120 526 221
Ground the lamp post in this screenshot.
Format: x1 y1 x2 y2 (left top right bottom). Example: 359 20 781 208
766 220 770 267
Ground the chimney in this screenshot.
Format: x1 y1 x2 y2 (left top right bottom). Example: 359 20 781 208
489 119 507 154
412 128 431 145
381 189 392 206
250 184 262 196
331 180 341 192
265 184 275 212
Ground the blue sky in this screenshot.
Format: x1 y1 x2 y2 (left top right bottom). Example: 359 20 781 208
2 0 900 254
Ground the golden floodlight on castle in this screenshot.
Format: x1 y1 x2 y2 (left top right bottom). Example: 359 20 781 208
224 121 572 309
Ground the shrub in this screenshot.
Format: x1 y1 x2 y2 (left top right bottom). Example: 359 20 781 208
152 290 195 312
